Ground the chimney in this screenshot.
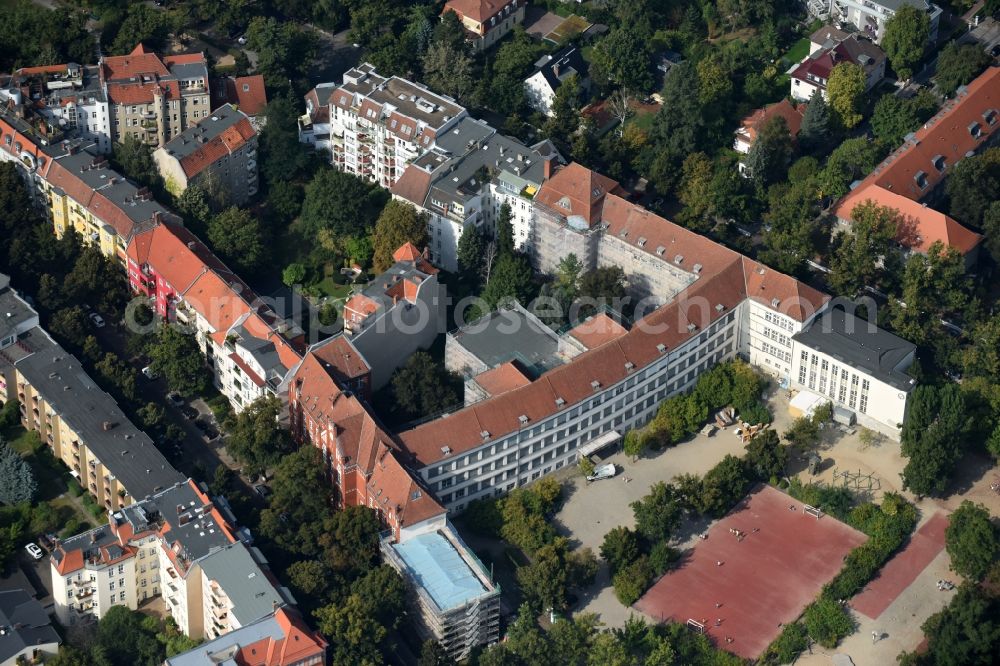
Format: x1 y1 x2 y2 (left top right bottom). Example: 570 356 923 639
543 157 554 180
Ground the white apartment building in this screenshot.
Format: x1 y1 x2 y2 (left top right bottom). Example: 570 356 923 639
824 0 941 43
301 64 467 189
391 117 555 272
51 480 292 639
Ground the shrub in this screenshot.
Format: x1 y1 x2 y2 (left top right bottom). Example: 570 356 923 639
804 595 854 648
0 399 19 428
67 478 84 497
740 400 771 425
60 518 86 539
613 556 653 606
762 622 809 665
648 541 680 576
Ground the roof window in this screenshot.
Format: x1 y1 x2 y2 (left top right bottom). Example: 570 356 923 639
590 380 601 390
656 343 667 354
969 121 982 138
914 170 928 190
931 155 945 172
984 109 997 126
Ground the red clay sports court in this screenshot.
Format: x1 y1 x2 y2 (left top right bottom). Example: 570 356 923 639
634 484 867 660
851 512 949 619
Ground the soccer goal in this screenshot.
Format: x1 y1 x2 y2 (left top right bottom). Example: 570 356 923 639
804 504 824 519
687 619 706 634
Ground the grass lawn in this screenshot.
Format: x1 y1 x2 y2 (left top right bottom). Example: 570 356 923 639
782 37 811 67
4 424 40 456
628 110 657 132
314 277 354 301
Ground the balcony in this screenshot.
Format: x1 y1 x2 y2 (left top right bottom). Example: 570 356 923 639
246 159 256 171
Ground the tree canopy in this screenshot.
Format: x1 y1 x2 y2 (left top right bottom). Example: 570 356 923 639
223 396 295 477
945 501 999 581
206 207 268 272
882 6 930 80
371 200 429 272
826 62 866 130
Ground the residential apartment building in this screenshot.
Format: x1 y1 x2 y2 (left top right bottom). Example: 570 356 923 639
443 0 526 51
153 103 258 205
524 46 591 117
381 525 500 659
165 607 326 666
300 64 467 188
0 277 184 509
342 243 447 388
101 44 210 147
125 220 302 411
823 0 941 44
834 66 999 265
790 34 886 102
50 479 293 638
0 63 111 153
392 116 556 271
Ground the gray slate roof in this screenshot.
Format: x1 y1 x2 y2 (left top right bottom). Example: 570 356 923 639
12 329 183 499
0 589 60 663
198 542 292 626
793 308 917 391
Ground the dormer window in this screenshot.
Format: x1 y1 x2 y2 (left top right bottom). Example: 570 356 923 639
637 237 647 248
656 246 665 256
557 196 571 210
984 109 997 127
969 122 982 138
914 171 928 190
590 380 601 390
931 155 945 172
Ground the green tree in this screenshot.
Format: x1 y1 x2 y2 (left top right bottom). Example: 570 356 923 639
590 29 653 92
282 263 307 287
481 254 534 310
828 202 901 297
677 152 715 228
112 135 159 189
260 95 312 185
244 16 316 89
207 207 267 272
258 446 335 557
390 352 461 419
314 593 387 666
827 62 866 129
622 430 646 462
871 94 919 145
95 353 138 402
612 556 653 605
882 6 930 80
545 74 582 145
898 584 1000 666
696 56 732 106
517 537 575 613
744 116 793 193
223 396 295 477
418 640 455 666
600 526 640 574
109 4 171 54
946 147 1000 230
630 482 683 542
92 605 167 665
798 89 832 154
422 42 474 101
299 168 388 238
759 179 823 277
0 439 36 505
496 203 515 258
744 429 787 479
817 137 886 199
934 42 991 96
136 402 164 430
456 225 485 276
371 200 428 272
698 455 750 517
945 501 999 581
148 326 210 396
981 200 1000 263
890 243 970 351
900 384 971 496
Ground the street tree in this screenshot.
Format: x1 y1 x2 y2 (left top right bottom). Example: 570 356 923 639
882 6 930 80
148 325 210 396
223 396 295 477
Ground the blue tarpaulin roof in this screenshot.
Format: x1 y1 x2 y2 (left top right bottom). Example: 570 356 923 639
392 532 488 611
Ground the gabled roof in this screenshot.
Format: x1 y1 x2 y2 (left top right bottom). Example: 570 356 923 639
443 0 512 24
534 162 621 226
834 186 982 254
310 335 371 384
159 104 256 179
470 361 532 398
101 44 169 82
566 313 628 350
791 36 885 87
223 74 268 116
390 165 434 205
737 99 807 145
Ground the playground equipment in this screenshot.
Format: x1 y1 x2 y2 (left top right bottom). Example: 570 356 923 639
832 467 881 492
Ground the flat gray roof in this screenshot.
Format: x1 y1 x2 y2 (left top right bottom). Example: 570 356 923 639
340 63 465 130
793 308 916 391
198 542 289 626
13 329 183 499
450 306 562 378
0 277 37 343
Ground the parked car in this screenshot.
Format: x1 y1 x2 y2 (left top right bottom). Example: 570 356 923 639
194 418 211 432
88 313 105 328
586 463 618 482
253 484 272 500
166 392 185 407
38 534 54 551
204 427 220 441
141 366 158 380
24 543 43 560
180 406 199 420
